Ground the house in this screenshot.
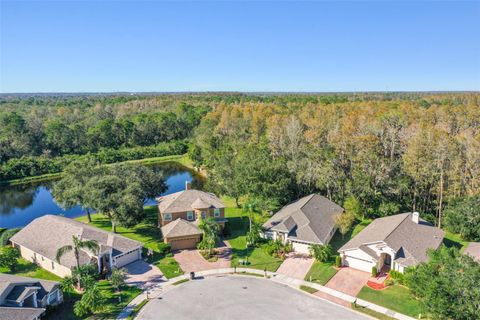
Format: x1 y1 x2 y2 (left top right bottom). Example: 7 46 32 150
338 212 444 273
10 215 143 278
262 194 344 255
157 186 226 250
0 274 63 320
464 242 480 262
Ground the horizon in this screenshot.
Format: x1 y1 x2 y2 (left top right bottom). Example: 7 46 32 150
1 1 479 92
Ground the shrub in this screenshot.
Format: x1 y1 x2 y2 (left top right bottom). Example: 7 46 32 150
388 270 404 284
0 228 21 246
371 266 378 277
384 278 395 286
157 243 172 256
335 255 342 267
309 244 333 262
0 246 20 271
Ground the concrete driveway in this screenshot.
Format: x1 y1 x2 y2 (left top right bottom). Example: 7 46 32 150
124 260 164 290
173 246 231 273
325 267 370 296
137 276 368 320
276 253 314 280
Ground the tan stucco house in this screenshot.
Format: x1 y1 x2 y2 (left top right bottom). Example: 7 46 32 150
262 194 344 255
157 187 226 250
338 212 444 273
0 274 63 320
10 215 143 278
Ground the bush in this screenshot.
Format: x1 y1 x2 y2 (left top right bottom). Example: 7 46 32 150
388 270 404 284
0 246 20 271
309 244 333 262
335 255 342 267
371 266 378 277
0 228 21 246
384 278 395 286
157 243 172 256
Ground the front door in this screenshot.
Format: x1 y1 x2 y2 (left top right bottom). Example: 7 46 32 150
384 254 391 266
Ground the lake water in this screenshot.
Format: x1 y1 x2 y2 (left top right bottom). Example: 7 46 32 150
0 162 204 228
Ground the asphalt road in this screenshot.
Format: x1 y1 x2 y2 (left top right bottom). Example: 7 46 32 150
137 275 369 320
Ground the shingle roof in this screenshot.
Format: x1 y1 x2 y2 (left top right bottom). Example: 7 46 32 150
0 307 45 320
263 194 344 244
157 190 225 214
161 218 202 238
339 213 444 266
10 215 142 269
464 242 480 262
0 274 59 307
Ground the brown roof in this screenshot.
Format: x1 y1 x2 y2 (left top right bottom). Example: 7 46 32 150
10 215 142 269
161 218 202 238
263 194 344 244
339 213 444 266
157 190 225 214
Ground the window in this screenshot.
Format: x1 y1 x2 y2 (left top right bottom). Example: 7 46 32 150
187 211 194 220
164 213 172 221
214 208 221 218
201 211 206 219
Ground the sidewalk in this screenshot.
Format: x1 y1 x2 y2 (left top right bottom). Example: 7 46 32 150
116 267 415 320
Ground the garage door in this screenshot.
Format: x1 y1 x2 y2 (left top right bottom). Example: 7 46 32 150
114 249 140 267
344 256 375 272
169 237 199 250
291 241 311 255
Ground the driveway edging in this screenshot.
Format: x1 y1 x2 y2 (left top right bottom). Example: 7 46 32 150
116 267 415 320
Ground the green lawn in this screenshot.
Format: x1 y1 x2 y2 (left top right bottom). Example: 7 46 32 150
357 285 423 318
304 261 338 285
443 231 469 252
0 256 62 281
299 285 318 294
75 206 183 279
351 304 396 320
224 206 283 272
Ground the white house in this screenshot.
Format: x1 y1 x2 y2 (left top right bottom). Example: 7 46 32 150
10 215 143 278
338 212 444 273
262 194 343 255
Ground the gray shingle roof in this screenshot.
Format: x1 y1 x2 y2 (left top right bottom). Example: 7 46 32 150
10 215 142 270
0 274 59 307
464 242 480 262
0 307 45 320
161 218 202 238
339 213 445 266
157 190 225 214
263 194 344 244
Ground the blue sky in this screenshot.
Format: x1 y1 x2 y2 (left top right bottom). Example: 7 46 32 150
1 1 479 93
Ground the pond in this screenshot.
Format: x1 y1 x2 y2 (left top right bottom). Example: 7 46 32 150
0 162 205 229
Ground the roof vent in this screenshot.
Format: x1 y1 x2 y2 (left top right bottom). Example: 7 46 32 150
412 212 420 224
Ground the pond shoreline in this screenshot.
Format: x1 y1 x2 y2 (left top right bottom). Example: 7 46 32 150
0 154 204 187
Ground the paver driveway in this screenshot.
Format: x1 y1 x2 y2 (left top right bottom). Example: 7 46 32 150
124 260 164 290
276 253 314 280
325 267 370 296
173 245 231 273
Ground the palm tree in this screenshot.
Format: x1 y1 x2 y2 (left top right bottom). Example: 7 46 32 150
56 236 100 269
198 217 219 257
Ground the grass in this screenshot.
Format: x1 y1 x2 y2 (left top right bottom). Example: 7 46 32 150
224 206 283 272
0 257 62 281
234 271 265 277
304 261 338 285
299 285 318 294
443 231 469 252
126 299 149 320
75 206 183 279
357 285 422 318
172 278 190 286
351 303 396 320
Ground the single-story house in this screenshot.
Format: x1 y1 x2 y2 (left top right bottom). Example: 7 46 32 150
10 215 143 278
157 185 226 250
338 212 444 273
0 274 63 320
262 194 344 255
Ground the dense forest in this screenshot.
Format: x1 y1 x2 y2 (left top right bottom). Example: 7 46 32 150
1 93 479 231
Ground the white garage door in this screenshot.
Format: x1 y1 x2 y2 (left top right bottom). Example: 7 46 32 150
344 256 375 272
114 249 141 267
291 241 311 255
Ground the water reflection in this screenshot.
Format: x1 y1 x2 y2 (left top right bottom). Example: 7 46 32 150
0 162 204 228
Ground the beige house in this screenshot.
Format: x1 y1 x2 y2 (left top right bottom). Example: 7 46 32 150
262 194 343 254
0 274 63 320
157 186 226 250
338 212 444 273
10 215 142 278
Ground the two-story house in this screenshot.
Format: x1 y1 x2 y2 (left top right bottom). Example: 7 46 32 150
157 185 226 250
